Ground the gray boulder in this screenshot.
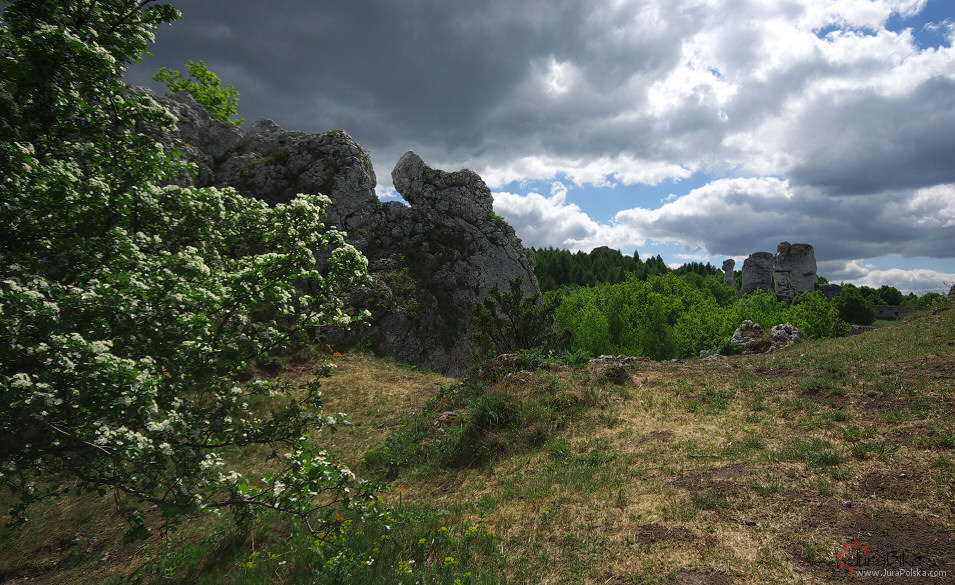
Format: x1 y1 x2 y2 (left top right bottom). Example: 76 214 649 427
740 252 775 295
774 242 818 304
731 320 802 354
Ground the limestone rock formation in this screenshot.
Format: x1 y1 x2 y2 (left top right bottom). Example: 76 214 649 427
735 242 819 303
722 259 737 291
774 242 818 304
216 122 380 236
330 152 538 374
731 320 802 355
130 87 244 186
139 88 538 375
769 323 803 348
731 320 763 350
739 252 774 295
818 283 843 301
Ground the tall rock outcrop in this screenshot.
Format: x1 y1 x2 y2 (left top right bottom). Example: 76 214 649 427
722 259 737 291
332 152 537 374
773 242 817 304
140 88 537 375
740 252 775 295
130 87 244 186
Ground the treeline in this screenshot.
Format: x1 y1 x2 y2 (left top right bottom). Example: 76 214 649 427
855 284 945 307
532 246 718 292
523 247 950 361
555 274 853 359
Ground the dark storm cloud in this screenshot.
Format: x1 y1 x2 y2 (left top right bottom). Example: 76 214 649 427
782 76 955 194
129 0 609 165
126 0 955 292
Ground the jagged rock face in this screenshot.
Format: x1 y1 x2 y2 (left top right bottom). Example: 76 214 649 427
740 252 775 295
130 88 244 186
141 89 538 375
335 152 537 375
721 258 737 291
774 242 817 304
391 151 493 223
213 121 379 236
140 88 379 239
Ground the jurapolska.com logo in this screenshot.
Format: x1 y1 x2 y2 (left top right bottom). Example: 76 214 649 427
835 539 948 578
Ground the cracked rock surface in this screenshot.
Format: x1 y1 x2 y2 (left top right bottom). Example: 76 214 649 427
142 89 538 375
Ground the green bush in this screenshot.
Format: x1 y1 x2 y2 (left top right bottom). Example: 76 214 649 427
554 274 857 360
472 277 567 357
789 291 850 339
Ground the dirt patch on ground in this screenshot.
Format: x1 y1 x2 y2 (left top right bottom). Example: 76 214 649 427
598 568 735 585
634 522 697 544
756 367 796 378
634 430 675 445
786 500 955 582
856 393 916 414
673 569 736 584
671 463 751 491
857 470 922 500
901 356 955 380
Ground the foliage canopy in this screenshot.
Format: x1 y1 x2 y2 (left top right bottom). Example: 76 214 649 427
833 283 876 325
153 59 244 125
554 273 849 360
0 0 370 539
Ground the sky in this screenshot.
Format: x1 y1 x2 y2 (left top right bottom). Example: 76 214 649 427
125 0 955 295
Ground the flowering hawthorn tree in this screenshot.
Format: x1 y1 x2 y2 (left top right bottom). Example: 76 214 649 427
0 0 373 539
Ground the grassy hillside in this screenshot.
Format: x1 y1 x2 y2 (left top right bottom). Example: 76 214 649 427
2 309 953 584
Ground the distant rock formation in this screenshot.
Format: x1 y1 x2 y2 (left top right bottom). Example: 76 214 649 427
773 242 818 304
731 242 819 303
739 252 775 296
140 88 538 375
773 242 819 303
721 259 737 291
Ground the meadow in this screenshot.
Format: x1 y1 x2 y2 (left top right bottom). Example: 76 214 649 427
3 307 952 584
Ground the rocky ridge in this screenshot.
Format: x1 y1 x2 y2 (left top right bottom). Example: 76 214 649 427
142 88 537 375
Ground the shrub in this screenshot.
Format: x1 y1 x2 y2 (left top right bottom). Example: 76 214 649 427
789 291 849 339
472 277 567 357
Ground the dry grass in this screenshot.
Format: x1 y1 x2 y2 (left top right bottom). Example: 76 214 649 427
2 309 953 584
344 309 955 583
307 352 459 466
